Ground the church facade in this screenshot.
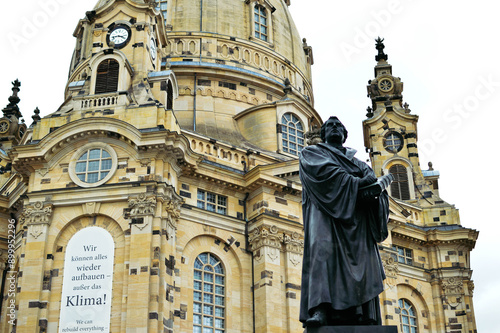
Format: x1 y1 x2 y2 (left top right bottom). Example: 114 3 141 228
0 1 477 333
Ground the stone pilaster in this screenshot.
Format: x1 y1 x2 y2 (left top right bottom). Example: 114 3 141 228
249 225 284 333
283 231 304 332
380 252 399 326
126 193 156 332
160 197 182 333
441 276 470 332
17 201 53 333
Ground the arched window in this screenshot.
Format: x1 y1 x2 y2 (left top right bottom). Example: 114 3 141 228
95 59 120 94
254 5 268 42
399 299 418 333
193 253 225 333
281 113 305 156
389 164 410 200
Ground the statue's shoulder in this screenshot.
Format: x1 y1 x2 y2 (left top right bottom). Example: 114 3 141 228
300 144 328 157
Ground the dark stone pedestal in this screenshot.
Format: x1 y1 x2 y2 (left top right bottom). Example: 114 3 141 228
304 326 398 333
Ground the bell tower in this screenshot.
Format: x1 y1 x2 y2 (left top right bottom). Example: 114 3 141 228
38 0 178 141
363 37 432 204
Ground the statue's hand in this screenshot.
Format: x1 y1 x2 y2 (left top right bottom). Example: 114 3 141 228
359 174 377 187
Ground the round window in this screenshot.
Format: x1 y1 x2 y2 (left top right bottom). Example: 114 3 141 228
69 143 117 188
384 132 404 153
75 148 112 183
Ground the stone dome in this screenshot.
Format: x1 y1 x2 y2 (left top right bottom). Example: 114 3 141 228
168 0 313 89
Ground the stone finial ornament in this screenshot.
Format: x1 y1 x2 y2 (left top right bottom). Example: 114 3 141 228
375 37 388 62
3 79 23 118
31 107 41 126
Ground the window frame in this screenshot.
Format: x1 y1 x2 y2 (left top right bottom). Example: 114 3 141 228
392 245 413 266
88 52 133 96
197 189 228 215
280 113 305 156
384 131 404 153
95 58 120 95
398 298 418 333
253 5 269 42
248 1 274 46
389 164 411 200
193 253 226 333
68 142 118 188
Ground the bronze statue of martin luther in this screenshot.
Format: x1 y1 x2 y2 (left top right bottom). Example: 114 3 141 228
299 116 393 327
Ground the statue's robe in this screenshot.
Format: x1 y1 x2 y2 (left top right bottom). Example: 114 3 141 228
299 143 390 324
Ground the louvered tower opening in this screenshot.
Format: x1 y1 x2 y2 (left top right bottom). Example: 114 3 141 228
389 164 410 200
95 59 120 94
166 81 174 109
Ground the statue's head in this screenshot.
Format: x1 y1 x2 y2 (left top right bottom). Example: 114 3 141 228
321 116 348 144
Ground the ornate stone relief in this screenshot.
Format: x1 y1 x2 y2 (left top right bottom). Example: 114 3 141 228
283 231 304 254
165 199 182 225
29 224 45 239
249 225 284 252
164 198 183 239
442 277 465 308
128 193 156 217
442 277 464 295
468 281 475 295
21 201 53 226
249 225 304 266
382 256 399 280
305 127 322 146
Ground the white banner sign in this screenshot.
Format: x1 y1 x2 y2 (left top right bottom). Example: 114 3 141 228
59 227 114 333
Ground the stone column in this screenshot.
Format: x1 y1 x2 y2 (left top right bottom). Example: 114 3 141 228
249 225 284 333
125 193 156 333
17 201 53 333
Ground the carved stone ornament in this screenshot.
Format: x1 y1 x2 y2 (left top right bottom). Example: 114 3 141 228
165 199 182 220
128 193 156 217
442 277 465 308
283 231 304 254
468 281 475 295
29 224 45 239
382 256 399 279
305 128 322 146
22 201 53 226
442 277 464 295
249 225 284 251
288 252 301 267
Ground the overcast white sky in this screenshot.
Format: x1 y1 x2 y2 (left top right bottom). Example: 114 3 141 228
1 0 498 331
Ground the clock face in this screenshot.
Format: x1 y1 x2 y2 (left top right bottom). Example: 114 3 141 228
378 78 394 92
110 28 129 45
107 25 131 49
18 125 26 138
0 120 9 134
150 38 157 60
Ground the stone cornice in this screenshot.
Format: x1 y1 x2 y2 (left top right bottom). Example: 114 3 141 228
12 117 200 177
391 221 478 249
